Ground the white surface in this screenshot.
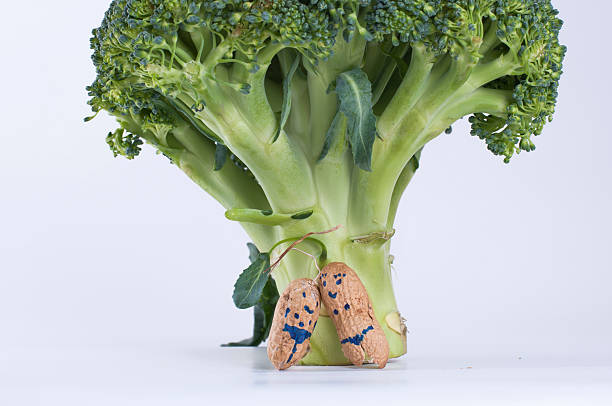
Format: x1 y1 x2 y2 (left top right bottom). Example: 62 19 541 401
0 0 611 404
1 346 611 406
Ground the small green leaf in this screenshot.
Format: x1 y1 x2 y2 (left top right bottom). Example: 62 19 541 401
351 229 395 244
272 55 301 143
83 111 99 122
258 277 280 340
224 245 279 347
222 306 265 347
246 242 260 264
318 111 347 162
290 210 313 220
335 68 377 171
222 277 279 347
165 97 223 144
232 252 271 309
213 144 229 171
409 148 423 172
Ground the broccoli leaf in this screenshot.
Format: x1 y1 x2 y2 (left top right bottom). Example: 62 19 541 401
222 277 279 347
224 244 279 347
222 305 265 347
247 242 260 263
221 304 266 347
165 97 223 144
213 144 229 171
335 68 377 171
272 55 300 143
232 251 271 309
318 111 347 162
410 148 423 172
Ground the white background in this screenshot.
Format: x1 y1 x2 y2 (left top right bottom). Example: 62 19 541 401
0 1 610 404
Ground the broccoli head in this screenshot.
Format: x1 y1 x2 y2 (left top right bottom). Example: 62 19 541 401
86 0 566 365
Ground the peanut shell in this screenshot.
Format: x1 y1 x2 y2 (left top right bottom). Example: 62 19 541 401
267 278 320 370
318 262 389 368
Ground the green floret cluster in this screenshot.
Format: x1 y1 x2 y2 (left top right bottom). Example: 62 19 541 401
86 0 566 365
367 0 565 161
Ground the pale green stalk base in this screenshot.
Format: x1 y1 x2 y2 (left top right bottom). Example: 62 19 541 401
251 216 407 365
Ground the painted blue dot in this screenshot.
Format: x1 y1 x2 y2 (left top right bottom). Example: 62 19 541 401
328 291 337 299
323 281 326 287
302 292 306 298
343 273 346 277
333 309 339 315
344 303 350 310
294 313 299 319
284 308 290 317
333 274 338 279
309 320 312 325
304 305 314 314
299 321 304 327
336 279 342 285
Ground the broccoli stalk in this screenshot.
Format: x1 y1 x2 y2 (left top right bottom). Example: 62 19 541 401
87 0 565 365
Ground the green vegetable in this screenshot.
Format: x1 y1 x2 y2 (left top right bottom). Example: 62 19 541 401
87 0 566 365
224 244 279 347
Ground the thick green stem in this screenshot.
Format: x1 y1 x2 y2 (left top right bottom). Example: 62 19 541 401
378 44 434 132
444 87 514 119
157 35 523 366
304 33 367 161
250 213 405 365
189 74 317 213
480 20 501 56
349 47 517 236
465 52 520 91
387 150 421 229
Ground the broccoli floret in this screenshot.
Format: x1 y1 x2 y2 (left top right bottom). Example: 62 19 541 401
86 0 566 366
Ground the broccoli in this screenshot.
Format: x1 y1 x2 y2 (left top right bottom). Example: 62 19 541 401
87 0 566 365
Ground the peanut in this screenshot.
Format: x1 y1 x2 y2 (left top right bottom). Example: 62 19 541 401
267 278 320 370
317 262 389 368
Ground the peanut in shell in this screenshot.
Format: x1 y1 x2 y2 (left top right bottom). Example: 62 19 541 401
267 278 320 370
317 262 389 368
